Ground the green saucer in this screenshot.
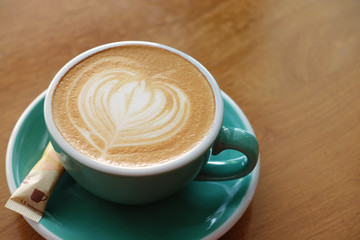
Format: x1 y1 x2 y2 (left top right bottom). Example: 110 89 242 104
6 91 260 240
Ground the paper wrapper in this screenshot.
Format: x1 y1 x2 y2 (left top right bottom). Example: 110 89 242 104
5 142 64 222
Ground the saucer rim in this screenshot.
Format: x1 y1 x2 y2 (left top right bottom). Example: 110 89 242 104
6 90 260 240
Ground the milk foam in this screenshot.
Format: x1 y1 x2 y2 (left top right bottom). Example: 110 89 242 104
67 68 190 158
53 45 215 167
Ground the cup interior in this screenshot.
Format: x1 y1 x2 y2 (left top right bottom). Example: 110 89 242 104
44 41 224 176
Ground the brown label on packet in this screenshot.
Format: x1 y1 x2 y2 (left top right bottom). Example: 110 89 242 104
5 142 64 222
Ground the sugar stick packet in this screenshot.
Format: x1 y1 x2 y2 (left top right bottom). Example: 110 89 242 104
5 142 64 222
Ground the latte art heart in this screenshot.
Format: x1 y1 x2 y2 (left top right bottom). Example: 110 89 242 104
76 70 190 156
52 45 215 167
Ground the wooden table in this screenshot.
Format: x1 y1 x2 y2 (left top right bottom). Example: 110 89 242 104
1 0 359 239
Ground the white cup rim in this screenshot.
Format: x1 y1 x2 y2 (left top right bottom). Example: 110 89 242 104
44 41 224 176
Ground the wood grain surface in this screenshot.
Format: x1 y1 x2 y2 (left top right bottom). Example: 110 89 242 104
1 0 359 239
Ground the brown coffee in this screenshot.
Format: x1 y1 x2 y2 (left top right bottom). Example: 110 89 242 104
52 45 215 167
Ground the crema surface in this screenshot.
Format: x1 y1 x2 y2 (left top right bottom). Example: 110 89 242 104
52 45 215 167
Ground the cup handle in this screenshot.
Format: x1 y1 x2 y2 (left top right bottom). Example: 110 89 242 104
41 194 48 201
196 126 259 181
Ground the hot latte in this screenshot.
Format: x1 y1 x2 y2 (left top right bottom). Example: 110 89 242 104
52 45 215 167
